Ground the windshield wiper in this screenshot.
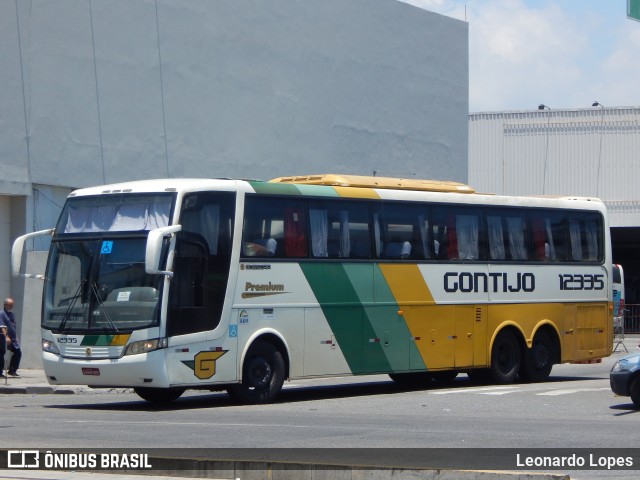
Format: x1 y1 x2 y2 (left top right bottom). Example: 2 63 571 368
58 280 85 333
90 282 119 333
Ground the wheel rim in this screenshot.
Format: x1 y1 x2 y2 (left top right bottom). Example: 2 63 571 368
531 341 550 370
246 356 272 390
497 342 516 374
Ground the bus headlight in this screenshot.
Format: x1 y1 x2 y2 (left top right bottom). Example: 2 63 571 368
42 339 60 355
123 338 168 356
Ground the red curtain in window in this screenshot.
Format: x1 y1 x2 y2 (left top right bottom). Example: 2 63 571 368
284 208 308 257
447 215 458 259
532 217 546 260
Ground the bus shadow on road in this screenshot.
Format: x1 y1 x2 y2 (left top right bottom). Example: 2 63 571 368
44 374 606 412
44 380 427 412
45 391 237 412
609 403 640 416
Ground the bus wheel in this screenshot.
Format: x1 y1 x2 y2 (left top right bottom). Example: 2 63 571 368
490 330 521 384
133 387 185 403
430 370 458 384
520 330 556 383
388 372 432 386
229 340 285 404
630 377 640 409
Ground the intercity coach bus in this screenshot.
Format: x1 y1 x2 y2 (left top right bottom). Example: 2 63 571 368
12 174 613 403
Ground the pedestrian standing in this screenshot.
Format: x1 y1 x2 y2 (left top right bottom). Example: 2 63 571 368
0 298 21 377
0 317 7 378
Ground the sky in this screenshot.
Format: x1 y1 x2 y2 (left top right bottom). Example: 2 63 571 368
399 0 640 112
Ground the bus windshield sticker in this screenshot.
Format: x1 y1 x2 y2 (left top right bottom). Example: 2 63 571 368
117 291 131 302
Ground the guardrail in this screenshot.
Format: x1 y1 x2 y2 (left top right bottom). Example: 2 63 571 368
623 304 640 334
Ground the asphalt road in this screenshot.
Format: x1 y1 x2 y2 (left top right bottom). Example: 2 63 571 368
0 343 638 479
1 360 635 449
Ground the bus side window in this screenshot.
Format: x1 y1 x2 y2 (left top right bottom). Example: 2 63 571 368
308 200 371 259
431 221 447 260
284 207 307 257
530 217 547 261
505 215 528 260
243 197 308 258
488 211 528 261
487 215 506 260
548 214 569 261
431 208 481 261
456 214 480 260
376 203 431 260
171 237 206 309
530 213 569 262
171 192 235 336
568 214 601 262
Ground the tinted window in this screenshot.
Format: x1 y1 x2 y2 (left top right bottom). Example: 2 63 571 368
243 197 308 258
308 200 371 259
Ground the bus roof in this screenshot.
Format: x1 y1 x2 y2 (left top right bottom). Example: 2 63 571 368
269 174 475 194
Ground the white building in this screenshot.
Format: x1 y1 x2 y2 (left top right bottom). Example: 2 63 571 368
469 106 640 304
1 0 468 367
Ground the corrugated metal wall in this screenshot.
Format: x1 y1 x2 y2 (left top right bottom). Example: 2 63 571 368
469 107 640 227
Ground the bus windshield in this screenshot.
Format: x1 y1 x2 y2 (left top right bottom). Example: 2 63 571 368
43 237 164 333
56 193 174 234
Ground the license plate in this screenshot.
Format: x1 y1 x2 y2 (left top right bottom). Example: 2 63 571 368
81 367 100 376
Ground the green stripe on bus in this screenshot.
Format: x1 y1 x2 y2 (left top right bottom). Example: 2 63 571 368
293 184 340 197
249 181 339 197
342 264 426 372
81 335 113 346
370 265 426 371
248 182 302 195
300 262 391 374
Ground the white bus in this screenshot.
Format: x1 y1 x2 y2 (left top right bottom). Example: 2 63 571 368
12 174 613 403
613 264 625 332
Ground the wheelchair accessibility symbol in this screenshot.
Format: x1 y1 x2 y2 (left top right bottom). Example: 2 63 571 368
100 241 113 254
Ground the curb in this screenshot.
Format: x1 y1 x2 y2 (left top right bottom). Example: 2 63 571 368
133 457 571 480
128 454 574 480
0 385 75 394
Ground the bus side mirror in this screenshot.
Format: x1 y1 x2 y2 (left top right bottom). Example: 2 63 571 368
145 225 182 276
11 229 55 277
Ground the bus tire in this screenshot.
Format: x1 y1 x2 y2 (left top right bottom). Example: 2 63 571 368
520 329 556 383
134 387 185 403
630 377 640 409
388 372 432 386
229 340 285 404
490 329 521 384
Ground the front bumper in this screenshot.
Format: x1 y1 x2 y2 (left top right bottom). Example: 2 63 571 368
610 370 632 397
42 350 170 388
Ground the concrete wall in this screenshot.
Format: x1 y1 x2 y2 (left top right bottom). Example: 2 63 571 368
2 0 468 189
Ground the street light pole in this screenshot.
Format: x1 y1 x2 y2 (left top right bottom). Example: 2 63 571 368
538 104 551 194
592 101 605 197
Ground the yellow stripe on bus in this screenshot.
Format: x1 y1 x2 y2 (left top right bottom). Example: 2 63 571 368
378 264 448 368
333 186 380 199
378 264 434 305
111 334 131 346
